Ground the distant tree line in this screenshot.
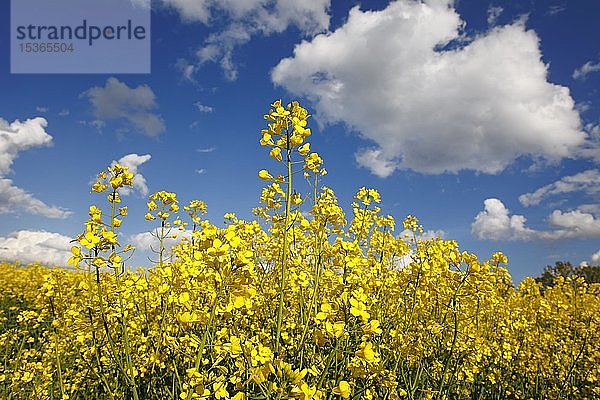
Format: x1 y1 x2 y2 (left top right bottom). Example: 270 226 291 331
535 261 600 289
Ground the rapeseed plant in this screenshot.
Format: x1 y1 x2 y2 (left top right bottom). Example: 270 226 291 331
0 101 599 399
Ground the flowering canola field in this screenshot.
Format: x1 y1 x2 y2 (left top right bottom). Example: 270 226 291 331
1 101 599 400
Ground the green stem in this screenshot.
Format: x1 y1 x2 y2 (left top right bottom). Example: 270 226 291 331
437 299 459 399
115 272 139 400
48 298 65 399
275 125 293 355
160 219 165 267
298 224 326 368
110 188 139 400
187 282 224 400
87 308 114 397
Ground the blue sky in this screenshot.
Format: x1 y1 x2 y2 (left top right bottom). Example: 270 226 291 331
1 0 599 284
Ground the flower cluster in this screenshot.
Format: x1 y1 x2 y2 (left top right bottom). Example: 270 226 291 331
69 163 133 271
259 100 325 181
1 101 599 400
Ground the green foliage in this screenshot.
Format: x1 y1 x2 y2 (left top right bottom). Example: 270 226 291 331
535 261 600 289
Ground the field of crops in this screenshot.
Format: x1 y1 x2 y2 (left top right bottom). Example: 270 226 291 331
1 101 599 400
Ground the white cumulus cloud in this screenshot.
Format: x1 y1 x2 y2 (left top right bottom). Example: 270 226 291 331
0 117 71 218
0 230 72 266
472 198 600 240
573 61 600 80
472 198 535 240
400 228 446 240
113 153 152 196
519 169 600 206
578 204 600 215
0 117 52 175
543 209 600 239
195 102 214 113
272 0 587 176
592 250 600 264
161 0 330 80
487 5 503 26
129 228 192 256
161 0 212 22
355 148 397 178
0 179 71 218
82 77 165 136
